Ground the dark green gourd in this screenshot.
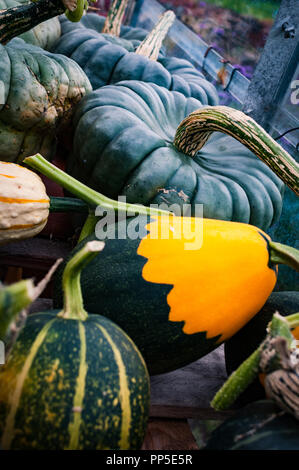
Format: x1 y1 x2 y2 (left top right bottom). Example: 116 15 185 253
0 241 150 450
205 400 299 450
69 80 284 230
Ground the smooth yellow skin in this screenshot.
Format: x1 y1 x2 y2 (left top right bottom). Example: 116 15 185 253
138 216 277 342
0 162 49 244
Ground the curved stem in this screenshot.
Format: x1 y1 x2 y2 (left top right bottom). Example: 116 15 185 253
102 0 130 36
211 346 262 411
269 241 299 273
49 196 89 213
0 280 34 340
0 0 65 44
211 312 299 411
174 106 299 196
135 10 176 61
24 154 170 217
78 213 98 243
58 241 104 320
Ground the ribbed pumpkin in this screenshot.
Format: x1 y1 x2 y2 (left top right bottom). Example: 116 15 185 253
69 81 283 230
0 38 91 163
58 12 148 51
54 11 219 104
0 162 49 244
0 241 150 450
0 0 61 49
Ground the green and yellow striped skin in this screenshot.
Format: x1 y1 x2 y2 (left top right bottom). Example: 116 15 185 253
0 312 149 450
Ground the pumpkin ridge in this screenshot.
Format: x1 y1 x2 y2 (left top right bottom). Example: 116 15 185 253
1 318 56 449
96 125 166 198
94 321 132 450
66 321 87 450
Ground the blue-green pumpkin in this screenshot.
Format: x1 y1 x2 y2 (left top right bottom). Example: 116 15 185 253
58 12 148 51
0 241 150 450
0 37 92 163
53 12 219 104
69 81 284 231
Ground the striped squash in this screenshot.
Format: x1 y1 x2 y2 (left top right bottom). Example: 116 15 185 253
0 162 49 244
0 241 150 450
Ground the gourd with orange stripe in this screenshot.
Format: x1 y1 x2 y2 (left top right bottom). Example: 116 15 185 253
0 162 88 245
0 241 150 450
24 154 299 375
0 162 50 244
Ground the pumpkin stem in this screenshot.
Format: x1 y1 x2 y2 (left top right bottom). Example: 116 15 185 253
24 154 170 217
58 241 105 321
78 213 98 243
211 312 299 411
269 241 299 273
0 280 35 340
49 196 89 214
64 0 86 22
102 0 130 37
135 10 176 61
174 106 299 196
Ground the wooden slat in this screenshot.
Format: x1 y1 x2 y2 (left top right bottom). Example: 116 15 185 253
149 405 232 420
142 418 199 450
0 238 71 271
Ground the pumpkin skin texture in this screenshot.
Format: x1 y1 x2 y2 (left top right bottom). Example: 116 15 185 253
0 162 50 244
58 12 148 50
0 312 150 450
1 0 61 50
69 81 284 231
53 20 219 105
0 38 92 163
53 216 278 375
204 400 299 450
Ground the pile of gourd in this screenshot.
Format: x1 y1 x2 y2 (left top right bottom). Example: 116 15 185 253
0 0 299 451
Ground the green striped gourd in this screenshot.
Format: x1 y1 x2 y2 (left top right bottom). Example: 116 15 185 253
0 241 150 450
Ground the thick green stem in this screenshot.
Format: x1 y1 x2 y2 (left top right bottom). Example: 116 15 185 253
78 213 98 243
0 0 65 44
269 241 299 273
24 154 170 217
211 312 299 411
135 10 176 61
0 280 35 340
285 312 299 330
211 346 262 411
49 196 89 213
58 241 104 320
65 0 85 22
174 106 299 196
102 0 130 36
